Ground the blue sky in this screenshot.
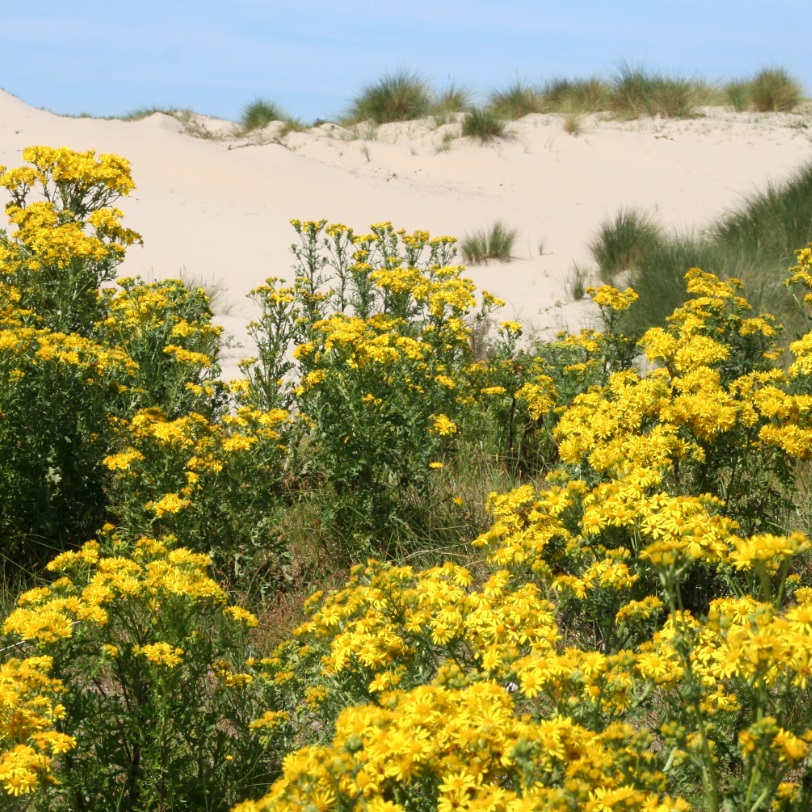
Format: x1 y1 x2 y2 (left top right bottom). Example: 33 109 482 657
2 1 810 123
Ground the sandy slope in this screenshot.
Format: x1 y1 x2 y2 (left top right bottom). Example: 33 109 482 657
1 91 811 375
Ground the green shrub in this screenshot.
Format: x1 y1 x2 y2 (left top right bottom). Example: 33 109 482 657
461 106 508 142
1 534 285 809
241 220 505 561
344 70 432 124
0 148 141 565
250 258 812 812
460 220 518 263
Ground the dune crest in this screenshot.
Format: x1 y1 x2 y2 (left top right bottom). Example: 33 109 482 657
1 92 810 374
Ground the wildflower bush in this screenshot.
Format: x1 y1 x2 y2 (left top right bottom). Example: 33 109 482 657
240 219 511 558
1 531 287 810
243 261 812 811
2 145 812 811
0 148 142 562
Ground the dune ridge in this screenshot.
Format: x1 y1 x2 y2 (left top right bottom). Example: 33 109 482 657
1 90 810 374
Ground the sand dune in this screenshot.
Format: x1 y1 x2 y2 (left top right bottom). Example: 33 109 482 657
1 90 810 374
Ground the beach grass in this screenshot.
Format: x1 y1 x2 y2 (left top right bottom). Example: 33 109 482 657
486 80 545 119
541 76 609 113
240 97 299 132
567 263 590 301
589 208 664 282
431 83 474 115
617 162 812 334
606 62 710 119
746 66 804 112
460 220 518 264
462 107 508 142
119 106 197 122
344 69 432 124
562 113 583 135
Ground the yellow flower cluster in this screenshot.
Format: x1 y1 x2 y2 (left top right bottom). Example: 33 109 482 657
133 642 185 667
236 682 683 812
104 402 289 531
0 147 141 280
3 537 226 648
0 656 75 797
242 254 812 812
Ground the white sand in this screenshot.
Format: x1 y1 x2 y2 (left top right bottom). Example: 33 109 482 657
1 91 810 375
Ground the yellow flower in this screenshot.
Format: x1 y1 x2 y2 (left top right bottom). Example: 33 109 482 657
586 285 639 311
430 414 458 436
147 493 193 518
224 606 259 627
133 642 184 667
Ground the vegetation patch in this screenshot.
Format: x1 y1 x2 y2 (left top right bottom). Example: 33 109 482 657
616 162 812 334
239 97 305 135
343 69 432 125
589 207 663 282
460 219 518 263
3 146 812 812
486 79 545 119
461 106 508 142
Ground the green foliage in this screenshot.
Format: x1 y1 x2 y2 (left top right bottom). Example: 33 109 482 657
344 70 432 124
430 82 473 115
747 66 803 112
722 68 804 113
602 163 812 335
541 75 609 112
589 207 663 282
724 79 751 111
461 106 508 142
249 265 812 812
486 79 545 119
608 62 713 119
460 219 518 263
562 112 583 135
624 234 717 332
240 220 503 560
5 144 812 812
0 149 141 563
1 534 286 810
567 262 589 300
239 98 285 131
0 147 286 591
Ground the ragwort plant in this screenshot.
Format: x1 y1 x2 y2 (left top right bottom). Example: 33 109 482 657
3 144 812 811
0 146 299 810
0 148 249 576
0 148 142 563
241 220 505 560
243 254 812 812
1 531 288 810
